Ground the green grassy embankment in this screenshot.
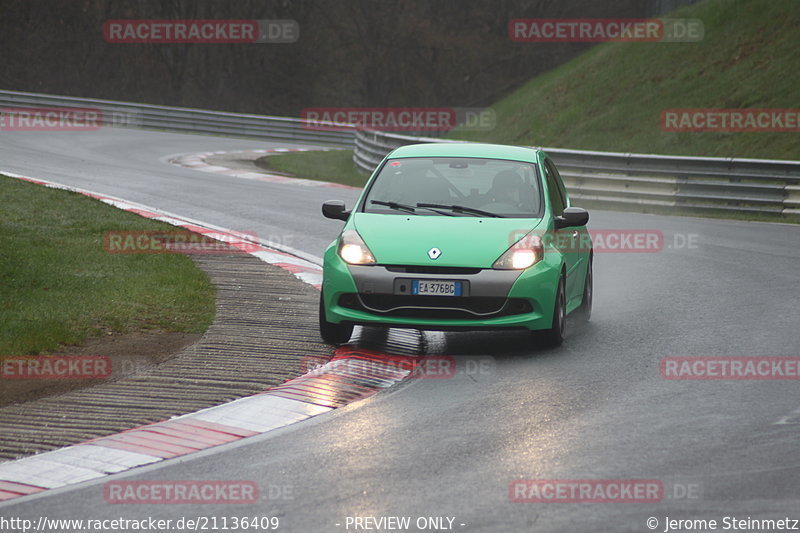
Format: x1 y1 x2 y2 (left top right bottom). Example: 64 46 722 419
266 0 799 187
0 175 215 355
453 0 799 160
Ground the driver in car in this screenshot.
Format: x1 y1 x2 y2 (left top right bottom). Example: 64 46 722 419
487 170 524 208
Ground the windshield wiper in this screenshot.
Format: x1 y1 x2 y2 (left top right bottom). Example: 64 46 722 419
371 200 454 216
416 203 504 218
371 200 416 213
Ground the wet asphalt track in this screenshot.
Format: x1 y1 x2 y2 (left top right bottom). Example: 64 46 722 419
1 128 799 532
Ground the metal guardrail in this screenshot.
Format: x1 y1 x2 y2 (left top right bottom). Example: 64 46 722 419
353 129 800 217
2 89 796 216
0 90 355 148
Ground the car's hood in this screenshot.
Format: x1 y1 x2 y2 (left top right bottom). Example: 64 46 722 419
352 213 544 268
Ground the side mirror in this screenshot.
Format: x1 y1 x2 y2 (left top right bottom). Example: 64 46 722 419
554 206 589 229
322 200 350 221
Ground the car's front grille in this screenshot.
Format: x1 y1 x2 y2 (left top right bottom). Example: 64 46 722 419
383 265 482 275
338 293 531 319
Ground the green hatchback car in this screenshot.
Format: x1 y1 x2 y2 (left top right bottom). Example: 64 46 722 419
319 143 592 346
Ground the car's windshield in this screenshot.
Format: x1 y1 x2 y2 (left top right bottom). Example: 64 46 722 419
361 157 542 218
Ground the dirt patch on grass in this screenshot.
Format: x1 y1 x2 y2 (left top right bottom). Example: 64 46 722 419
0 254 331 461
1 332 200 408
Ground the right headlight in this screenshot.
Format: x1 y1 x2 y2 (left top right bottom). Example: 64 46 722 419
493 234 544 270
337 229 376 265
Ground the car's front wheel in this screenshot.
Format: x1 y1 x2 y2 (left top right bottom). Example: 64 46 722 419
540 274 566 347
319 292 353 345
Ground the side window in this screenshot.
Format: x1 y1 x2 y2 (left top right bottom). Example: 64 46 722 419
550 160 569 208
543 159 565 216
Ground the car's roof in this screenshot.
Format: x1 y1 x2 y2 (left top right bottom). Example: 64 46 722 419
387 142 542 162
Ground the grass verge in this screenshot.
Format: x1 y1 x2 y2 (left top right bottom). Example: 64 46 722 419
0 175 215 355
256 149 367 187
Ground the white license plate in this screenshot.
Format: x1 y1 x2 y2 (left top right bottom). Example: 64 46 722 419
412 279 462 296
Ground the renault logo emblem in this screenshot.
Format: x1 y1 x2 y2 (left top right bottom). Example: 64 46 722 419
428 247 442 260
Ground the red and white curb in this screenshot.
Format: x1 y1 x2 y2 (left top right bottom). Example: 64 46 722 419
168 148 359 189
0 347 418 502
0 168 419 504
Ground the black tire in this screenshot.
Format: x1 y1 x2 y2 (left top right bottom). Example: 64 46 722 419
576 258 593 322
319 292 353 345
541 274 566 347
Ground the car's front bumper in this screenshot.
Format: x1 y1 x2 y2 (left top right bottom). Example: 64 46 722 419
321 245 562 332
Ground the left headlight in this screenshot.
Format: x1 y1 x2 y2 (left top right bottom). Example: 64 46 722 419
493 234 543 270
338 229 376 265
